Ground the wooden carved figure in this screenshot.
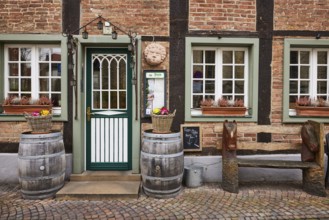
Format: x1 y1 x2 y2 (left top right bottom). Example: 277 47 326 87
301 122 319 162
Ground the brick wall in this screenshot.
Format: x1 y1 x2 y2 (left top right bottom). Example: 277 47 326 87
81 0 169 36
0 0 62 34
274 0 329 30
189 0 256 31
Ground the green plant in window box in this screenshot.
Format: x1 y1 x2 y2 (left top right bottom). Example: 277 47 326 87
2 95 52 115
295 97 329 117
200 98 247 116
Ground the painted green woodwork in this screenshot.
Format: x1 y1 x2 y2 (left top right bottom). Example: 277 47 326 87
184 37 259 122
283 38 329 123
72 36 141 174
85 48 132 170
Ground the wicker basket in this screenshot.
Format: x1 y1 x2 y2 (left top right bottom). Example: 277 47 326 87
25 114 52 133
151 111 176 133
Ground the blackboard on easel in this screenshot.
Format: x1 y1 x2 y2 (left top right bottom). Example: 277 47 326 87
181 125 202 152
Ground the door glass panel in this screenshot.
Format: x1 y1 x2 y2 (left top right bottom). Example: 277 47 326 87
21 79 31 91
119 91 126 109
20 48 31 61
235 81 244 93
9 79 19 91
21 63 31 76
8 48 19 61
110 91 118 109
93 91 100 109
317 81 327 93
110 60 118 90
39 63 49 76
102 60 109 90
51 94 61 107
222 81 232 93
93 59 100 90
235 66 244 78
8 64 18 76
102 91 109 109
193 50 203 63
223 66 233 78
119 59 126 90
51 64 61 76
39 48 50 61
317 66 327 79
318 51 327 64
205 65 215 78
223 51 233 64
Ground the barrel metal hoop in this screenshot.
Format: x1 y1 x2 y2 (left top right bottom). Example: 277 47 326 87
141 151 183 158
143 185 181 194
20 182 64 195
19 170 66 181
20 137 63 144
141 173 183 181
18 150 65 159
143 139 180 144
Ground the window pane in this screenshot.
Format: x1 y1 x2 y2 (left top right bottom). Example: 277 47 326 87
317 66 327 79
51 48 61 61
317 81 327 93
193 66 203 78
21 63 31 76
222 80 232 93
39 79 49 91
223 51 233 64
9 79 19 91
290 51 298 64
51 64 61 76
193 80 203 93
235 51 244 64
193 95 203 108
289 81 298 93
8 63 18 76
21 79 31 91
20 48 31 61
235 81 244 93
51 94 61 107
205 65 215 78
317 51 327 64
193 50 203 63
300 81 309 94
289 95 297 108
290 66 298 78
51 79 61 91
300 66 309 79
119 91 126 109
223 66 233 78
205 81 215 93
300 51 309 64
205 51 215 63
235 66 244 78
39 48 50 61
39 63 49 76
8 48 19 61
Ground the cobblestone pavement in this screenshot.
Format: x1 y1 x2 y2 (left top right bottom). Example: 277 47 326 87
1 182 329 220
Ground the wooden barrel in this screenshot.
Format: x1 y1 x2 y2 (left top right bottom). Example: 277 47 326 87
18 132 66 200
141 131 184 198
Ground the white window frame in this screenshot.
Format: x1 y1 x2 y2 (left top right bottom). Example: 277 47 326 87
283 38 329 122
185 37 259 122
4 44 62 108
0 34 68 121
191 47 249 113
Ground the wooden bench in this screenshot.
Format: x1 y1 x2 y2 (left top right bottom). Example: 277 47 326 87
221 120 326 197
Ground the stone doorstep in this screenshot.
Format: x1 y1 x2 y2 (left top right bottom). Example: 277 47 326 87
56 180 141 200
69 170 141 181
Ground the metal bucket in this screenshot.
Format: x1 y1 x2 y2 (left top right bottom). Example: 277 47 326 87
141 131 184 198
184 165 203 188
18 131 66 199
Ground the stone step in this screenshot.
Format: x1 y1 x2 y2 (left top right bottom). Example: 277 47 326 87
56 180 141 200
69 171 141 182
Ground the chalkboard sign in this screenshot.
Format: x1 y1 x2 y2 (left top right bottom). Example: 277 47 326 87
181 125 202 152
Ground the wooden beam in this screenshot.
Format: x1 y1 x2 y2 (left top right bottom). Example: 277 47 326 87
238 142 301 151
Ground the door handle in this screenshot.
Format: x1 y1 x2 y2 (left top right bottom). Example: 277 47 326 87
86 106 91 121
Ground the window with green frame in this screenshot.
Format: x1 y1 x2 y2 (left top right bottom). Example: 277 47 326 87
185 37 259 122
283 39 329 122
0 34 68 121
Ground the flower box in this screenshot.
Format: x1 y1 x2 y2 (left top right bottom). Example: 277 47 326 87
2 105 52 115
201 107 247 116
295 106 329 117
